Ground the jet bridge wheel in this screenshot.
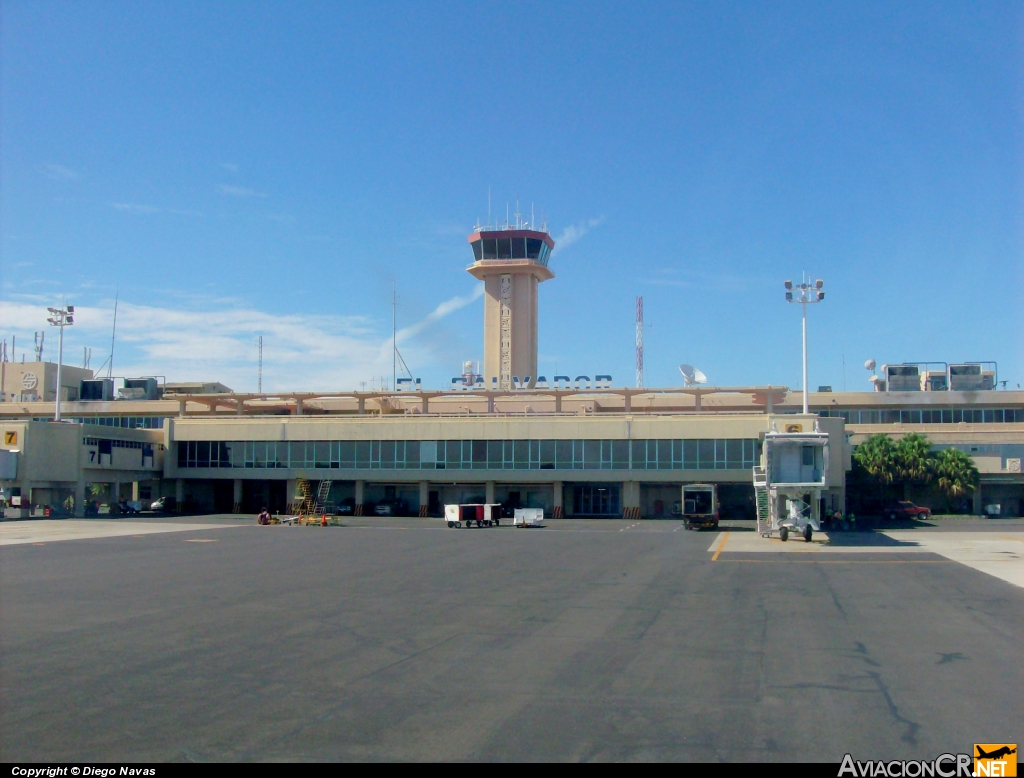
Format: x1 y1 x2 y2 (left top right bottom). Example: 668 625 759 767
804 525 813 543
779 526 789 542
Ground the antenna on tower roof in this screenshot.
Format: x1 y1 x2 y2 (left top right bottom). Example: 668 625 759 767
488 187 491 228
636 297 644 388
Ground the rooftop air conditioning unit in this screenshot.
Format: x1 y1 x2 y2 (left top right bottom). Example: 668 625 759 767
119 377 161 401
885 364 921 392
80 378 114 401
948 364 994 391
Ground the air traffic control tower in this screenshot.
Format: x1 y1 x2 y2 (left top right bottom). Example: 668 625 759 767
467 215 555 390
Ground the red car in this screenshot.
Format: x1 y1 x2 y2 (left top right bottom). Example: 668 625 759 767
885 501 931 520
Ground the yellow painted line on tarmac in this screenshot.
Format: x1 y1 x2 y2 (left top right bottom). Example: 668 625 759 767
715 559 950 564
711 531 730 561
184 539 219 543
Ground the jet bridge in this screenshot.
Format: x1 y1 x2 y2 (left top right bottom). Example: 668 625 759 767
753 426 830 542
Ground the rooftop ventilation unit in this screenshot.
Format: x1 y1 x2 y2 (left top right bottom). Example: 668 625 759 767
80 378 114 401
118 377 161 401
948 364 994 391
885 364 921 392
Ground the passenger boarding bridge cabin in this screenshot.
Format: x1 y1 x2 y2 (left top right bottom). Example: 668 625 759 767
763 430 829 489
756 427 831 540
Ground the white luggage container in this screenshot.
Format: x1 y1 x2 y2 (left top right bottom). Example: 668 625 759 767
512 508 544 527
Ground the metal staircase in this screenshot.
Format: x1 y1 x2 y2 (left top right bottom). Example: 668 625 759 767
295 479 334 525
753 466 772 536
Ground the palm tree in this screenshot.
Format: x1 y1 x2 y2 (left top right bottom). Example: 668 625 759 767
895 432 933 499
895 433 933 481
853 434 900 509
853 434 898 486
933 448 978 513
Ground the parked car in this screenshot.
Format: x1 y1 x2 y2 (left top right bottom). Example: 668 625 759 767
374 499 409 517
149 496 175 512
884 501 931 520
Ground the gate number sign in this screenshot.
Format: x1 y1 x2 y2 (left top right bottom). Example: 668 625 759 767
4 431 17 445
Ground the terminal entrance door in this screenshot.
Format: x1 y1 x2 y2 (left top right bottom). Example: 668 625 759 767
572 485 620 517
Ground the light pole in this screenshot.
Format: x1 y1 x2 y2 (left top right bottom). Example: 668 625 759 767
784 277 824 415
46 305 75 421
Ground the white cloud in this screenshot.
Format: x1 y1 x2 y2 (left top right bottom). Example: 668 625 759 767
0 286 483 392
217 184 268 198
40 163 79 181
111 202 203 216
553 217 604 252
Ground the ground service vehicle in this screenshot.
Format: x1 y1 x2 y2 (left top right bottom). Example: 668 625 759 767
444 503 501 528
681 484 718 530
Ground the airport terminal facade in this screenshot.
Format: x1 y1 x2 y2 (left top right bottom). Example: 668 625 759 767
1 218 1022 519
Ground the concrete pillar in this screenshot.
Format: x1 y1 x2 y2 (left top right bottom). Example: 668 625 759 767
285 479 297 512
553 480 563 518
357 396 366 415
487 394 495 413
233 478 243 513
694 392 702 412
74 480 86 518
355 480 365 516
131 481 140 501
766 394 774 413
236 399 245 416
555 393 562 413
623 481 641 520
485 480 495 504
175 478 184 513
295 399 304 416
624 393 631 413
973 484 982 516
421 396 429 414
112 480 121 515
179 399 187 417
418 481 429 517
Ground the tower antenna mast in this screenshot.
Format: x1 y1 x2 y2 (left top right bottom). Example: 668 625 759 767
258 335 263 393
392 282 398 393
635 296 644 389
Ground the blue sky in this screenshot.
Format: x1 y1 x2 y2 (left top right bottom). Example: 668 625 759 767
1 1 1021 392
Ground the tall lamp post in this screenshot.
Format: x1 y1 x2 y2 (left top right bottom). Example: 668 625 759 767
784 277 824 415
46 305 74 421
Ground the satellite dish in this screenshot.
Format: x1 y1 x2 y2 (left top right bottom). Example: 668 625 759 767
679 364 707 387
864 359 876 371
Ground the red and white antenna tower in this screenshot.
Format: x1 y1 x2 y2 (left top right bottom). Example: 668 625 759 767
635 296 644 389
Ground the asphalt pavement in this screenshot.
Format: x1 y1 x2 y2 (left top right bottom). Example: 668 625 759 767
1 516 1021 761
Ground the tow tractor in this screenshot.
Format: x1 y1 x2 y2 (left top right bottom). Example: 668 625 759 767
444 503 501 528
681 484 718 530
753 424 829 542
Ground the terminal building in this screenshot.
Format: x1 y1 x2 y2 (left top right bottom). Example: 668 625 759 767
1 219 1022 519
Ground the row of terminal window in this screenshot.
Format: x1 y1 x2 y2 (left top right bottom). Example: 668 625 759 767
818 408 1024 424
177 438 762 471
70 416 166 429
471 237 551 265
